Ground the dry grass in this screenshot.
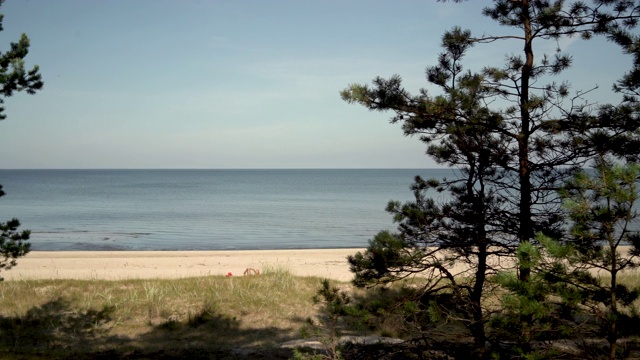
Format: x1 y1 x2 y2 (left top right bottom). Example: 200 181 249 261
3 265 638 359
617 271 640 290
0 264 343 359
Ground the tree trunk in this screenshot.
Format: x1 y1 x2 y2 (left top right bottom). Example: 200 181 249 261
471 240 488 359
518 0 534 283
609 251 618 359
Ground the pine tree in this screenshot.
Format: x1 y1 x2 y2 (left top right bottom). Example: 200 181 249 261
495 158 640 358
562 156 640 359
0 0 43 279
342 1 640 357
0 185 30 281
345 27 511 356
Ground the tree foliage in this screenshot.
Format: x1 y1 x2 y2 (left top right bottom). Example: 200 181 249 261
342 1 640 358
562 156 640 359
0 2 42 120
494 158 640 359
0 0 42 279
0 186 30 281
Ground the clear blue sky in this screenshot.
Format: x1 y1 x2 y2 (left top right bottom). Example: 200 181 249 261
0 0 633 169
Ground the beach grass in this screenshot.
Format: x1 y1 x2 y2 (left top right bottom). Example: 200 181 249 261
0 265 343 359
1 264 639 359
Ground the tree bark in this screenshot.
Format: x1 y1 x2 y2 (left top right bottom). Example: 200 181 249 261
518 0 534 283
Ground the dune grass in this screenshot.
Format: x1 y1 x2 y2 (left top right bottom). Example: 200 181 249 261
0 264 342 359
2 264 639 359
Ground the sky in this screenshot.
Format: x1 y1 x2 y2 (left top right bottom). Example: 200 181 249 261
0 0 634 169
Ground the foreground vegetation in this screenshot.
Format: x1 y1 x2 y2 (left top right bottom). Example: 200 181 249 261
1 268 640 359
0 267 337 359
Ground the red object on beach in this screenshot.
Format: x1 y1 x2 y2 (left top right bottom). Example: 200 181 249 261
226 272 233 277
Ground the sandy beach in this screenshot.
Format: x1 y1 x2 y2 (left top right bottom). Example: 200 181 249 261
2 249 365 282
8 247 635 283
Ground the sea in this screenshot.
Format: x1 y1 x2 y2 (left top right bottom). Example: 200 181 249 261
0 169 452 251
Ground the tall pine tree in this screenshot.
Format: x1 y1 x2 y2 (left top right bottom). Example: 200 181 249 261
342 1 640 357
345 27 510 356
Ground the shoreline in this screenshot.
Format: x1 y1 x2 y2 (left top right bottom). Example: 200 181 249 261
3 249 365 282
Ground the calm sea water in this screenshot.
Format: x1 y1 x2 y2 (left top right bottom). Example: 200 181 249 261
0 169 451 251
